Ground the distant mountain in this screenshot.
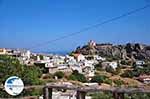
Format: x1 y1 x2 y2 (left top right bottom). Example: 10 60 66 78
34 51 69 55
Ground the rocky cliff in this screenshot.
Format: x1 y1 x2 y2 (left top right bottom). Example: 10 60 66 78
74 43 150 60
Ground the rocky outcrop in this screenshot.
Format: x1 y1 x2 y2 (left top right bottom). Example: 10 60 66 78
74 42 150 60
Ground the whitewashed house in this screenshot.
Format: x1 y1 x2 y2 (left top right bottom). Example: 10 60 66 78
73 54 85 62
21 50 31 59
138 75 150 84
45 62 54 68
94 55 106 61
0 48 7 55
102 61 118 69
136 60 145 68
52 55 65 65
70 65 82 73
43 56 50 61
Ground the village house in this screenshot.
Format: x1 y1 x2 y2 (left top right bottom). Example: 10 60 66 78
101 61 118 70
49 64 72 74
52 55 65 65
0 48 6 55
65 55 77 66
83 83 99 88
82 66 95 77
5 49 13 55
135 60 145 68
81 60 95 77
93 55 106 61
73 53 85 62
21 50 31 60
70 64 82 73
137 74 150 84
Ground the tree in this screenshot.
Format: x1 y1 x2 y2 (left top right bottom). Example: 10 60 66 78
53 71 64 79
104 79 113 85
0 55 42 85
114 79 124 87
39 55 44 60
22 66 42 85
106 66 114 73
91 75 107 84
94 62 103 71
121 70 134 78
68 70 87 83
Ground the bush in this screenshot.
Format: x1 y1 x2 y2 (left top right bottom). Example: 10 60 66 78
120 60 131 65
91 75 107 84
120 69 141 78
90 92 113 99
0 55 42 86
106 66 115 73
104 79 113 85
94 62 104 71
114 79 124 86
68 70 86 83
53 71 64 79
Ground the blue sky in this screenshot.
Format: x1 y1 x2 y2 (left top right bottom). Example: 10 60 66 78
0 0 150 52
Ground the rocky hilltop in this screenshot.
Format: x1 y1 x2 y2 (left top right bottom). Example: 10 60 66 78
74 40 150 61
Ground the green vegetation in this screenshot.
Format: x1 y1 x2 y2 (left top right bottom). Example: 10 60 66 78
91 75 107 84
94 62 103 71
90 75 112 85
68 70 87 83
0 55 42 85
0 55 44 98
121 65 150 78
103 79 113 85
114 79 124 87
106 66 121 75
120 60 131 65
0 88 43 98
39 55 44 60
90 92 113 99
106 56 120 61
53 71 64 79
128 93 150 99
90 92 150 99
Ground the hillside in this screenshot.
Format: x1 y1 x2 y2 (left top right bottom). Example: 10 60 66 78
74 41 150 61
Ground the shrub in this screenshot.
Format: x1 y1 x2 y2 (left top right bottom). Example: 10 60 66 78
120 69 141 78
90 92 113 99
91 75 107 84
114 79 124 86
94 62 103 71
53 71 64 79
106 66 114 73
68 70 86 83
104 79 113 85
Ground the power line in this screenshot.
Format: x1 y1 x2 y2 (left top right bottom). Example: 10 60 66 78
29 4 150 50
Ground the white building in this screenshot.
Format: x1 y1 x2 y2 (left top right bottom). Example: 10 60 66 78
74 54 85 62
102 61 118 69
0 48 6 55
70 65 82 73
43 56 50 61
138 75 150 84
136 60 145 67
45 62 54 68
57 64 68 70
94 55 106 61
109 62 118 69
37 56 41 61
